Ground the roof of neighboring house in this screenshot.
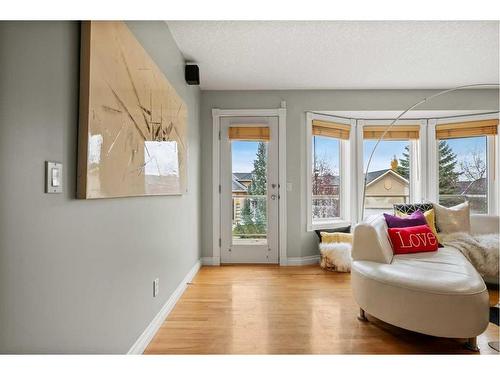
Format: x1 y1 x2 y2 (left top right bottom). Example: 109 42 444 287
457 178 487 195
232 169 410 192
365 169 389 184
365 169 409 187
232 174 248 192
233 172 253 181
314 170 408 188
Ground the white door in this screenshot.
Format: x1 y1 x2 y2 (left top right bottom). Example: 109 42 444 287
220 116 279 263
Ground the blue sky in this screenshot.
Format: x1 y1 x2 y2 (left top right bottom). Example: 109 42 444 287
231 136 487 176
231 137 342 174
313 136 340 174
363 140 409 172
445 137 486 169
232 141 260 173
364 137 486 173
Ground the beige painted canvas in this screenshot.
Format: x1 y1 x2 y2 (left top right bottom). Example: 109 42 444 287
77 21 187 199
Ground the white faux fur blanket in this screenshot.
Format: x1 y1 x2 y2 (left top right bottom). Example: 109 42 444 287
319 242 352 272
441 232 499 281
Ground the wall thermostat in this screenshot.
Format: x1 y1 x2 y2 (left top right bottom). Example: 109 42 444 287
45 161 63 193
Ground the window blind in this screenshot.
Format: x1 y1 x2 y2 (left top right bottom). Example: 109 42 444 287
435 119 498 139
312 120 350 140
363 125 420 140
228 126 270 141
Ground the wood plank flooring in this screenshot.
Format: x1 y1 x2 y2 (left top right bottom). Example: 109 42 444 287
145 265 499 354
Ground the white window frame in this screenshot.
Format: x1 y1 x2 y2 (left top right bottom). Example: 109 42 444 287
356 119 425 219
306 112 355 231
428 113 499 215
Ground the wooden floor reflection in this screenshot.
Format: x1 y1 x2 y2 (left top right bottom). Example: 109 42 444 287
145 265 499 354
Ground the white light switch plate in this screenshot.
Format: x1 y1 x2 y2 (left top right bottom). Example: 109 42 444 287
45 161 63 193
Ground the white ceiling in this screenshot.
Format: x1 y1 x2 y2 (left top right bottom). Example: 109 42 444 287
166 21 499 90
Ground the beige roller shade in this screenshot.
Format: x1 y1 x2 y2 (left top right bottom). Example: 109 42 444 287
312 120 350 140
363 125 420 140
436 119 498 139
228 126 270 141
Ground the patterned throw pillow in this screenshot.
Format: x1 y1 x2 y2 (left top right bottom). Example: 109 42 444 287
393 203 434 215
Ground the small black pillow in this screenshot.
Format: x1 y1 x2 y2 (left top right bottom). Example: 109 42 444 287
315 226 351 243
393 203 433 215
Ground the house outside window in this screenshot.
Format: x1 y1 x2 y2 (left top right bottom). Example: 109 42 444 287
360 121 422 219
363 156 410 217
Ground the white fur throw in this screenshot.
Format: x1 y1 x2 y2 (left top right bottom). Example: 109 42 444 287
319 242 352 272
441 232 499 282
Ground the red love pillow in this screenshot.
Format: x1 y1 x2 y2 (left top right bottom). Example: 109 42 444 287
387 224 439 255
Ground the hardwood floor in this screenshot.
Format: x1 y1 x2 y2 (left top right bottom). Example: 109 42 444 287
145 265 499 354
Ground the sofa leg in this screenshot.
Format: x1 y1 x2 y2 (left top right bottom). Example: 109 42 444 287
357 308 368 322
465 337 480 352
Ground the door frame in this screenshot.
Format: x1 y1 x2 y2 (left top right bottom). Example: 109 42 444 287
220 117 279 264
212 107 287 266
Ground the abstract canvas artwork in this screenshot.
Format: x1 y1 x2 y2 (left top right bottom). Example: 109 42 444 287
77 21 187 199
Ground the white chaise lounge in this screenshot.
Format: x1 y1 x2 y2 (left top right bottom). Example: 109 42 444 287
351 214 499 351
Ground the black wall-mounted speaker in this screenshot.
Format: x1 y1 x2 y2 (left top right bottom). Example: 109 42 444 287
185 64 200 85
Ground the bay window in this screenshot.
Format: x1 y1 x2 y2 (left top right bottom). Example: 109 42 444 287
306 111 498 232
435 118 498 214
359 120 424 219
306 114 353 230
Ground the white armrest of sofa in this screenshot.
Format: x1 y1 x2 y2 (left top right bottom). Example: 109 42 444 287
470 214 499 235
352 215 393 264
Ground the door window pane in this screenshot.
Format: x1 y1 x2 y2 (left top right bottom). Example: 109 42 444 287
438 137 488 214
312 135 341 223
363 140 410 217
231 141 268 245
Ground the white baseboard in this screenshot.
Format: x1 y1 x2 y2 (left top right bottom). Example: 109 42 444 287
127 260 201 354
201 256 220 266
202 255 318 266
286 255 320 266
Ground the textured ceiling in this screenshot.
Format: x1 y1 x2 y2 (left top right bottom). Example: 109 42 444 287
166 21 499 90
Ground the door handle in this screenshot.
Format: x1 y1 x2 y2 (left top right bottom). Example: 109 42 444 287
271 194 277 200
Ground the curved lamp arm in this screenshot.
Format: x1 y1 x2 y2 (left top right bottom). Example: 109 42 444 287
361 83 499 221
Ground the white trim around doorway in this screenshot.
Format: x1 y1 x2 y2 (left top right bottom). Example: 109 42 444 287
212 107 287 266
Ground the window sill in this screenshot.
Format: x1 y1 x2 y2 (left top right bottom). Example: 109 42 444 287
308 219 351 232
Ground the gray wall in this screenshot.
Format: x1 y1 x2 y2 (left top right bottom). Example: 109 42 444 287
0 21 201 353
200 90 499 259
